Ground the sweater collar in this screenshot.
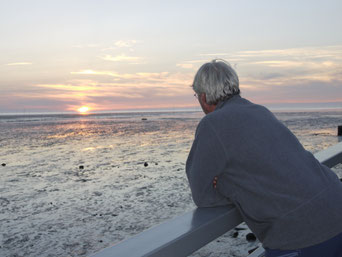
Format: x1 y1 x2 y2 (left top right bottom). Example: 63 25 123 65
215 95 241 111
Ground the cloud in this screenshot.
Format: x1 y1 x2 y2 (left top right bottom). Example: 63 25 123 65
251 60 304 68
101 40 140 51
70 70 173 85
243 79 342 104
35 83 97 92
114 40 137 48
176 63 194 69
6 62 32 66
3 45 341 112
234 46 342 63
38 69 193 97
195 46 342 70
18 69 195 112
29 81 146 106
226 45 342 90
70 70 121 77
100 54 143 63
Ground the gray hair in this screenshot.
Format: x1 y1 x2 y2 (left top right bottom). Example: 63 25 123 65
192 59 240 105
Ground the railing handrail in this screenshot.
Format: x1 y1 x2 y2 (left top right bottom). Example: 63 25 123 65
91 141 342 257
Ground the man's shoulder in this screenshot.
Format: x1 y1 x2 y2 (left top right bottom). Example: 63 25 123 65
196 114 212 133
202 97 276 133
215 96 271 117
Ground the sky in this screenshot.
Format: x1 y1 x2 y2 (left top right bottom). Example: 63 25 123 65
0 0 342 113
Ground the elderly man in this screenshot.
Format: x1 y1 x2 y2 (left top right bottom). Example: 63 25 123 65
186 60 342 257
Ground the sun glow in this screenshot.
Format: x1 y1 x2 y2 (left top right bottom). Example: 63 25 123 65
77 106 90 113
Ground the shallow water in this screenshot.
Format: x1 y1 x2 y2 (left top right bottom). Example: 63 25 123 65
0 110 341 257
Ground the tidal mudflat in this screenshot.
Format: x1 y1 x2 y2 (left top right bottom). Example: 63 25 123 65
1 110 341 257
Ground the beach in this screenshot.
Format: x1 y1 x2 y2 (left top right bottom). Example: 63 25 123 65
1 110 341 257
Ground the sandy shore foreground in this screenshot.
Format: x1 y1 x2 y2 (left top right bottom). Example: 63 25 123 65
1 153 341 257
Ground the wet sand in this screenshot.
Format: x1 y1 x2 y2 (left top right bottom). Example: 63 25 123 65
1 111 341 257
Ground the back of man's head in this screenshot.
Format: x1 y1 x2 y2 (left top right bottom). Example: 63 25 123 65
192 59 240 105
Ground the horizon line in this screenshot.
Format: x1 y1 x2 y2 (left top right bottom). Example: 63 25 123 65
1 102 342 116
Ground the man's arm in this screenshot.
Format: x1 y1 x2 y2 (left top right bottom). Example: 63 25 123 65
186 118 231 207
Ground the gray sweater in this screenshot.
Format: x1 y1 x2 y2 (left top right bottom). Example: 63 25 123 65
186 95 342 250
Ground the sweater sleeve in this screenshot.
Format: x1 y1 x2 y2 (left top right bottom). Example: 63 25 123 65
186 117 231 207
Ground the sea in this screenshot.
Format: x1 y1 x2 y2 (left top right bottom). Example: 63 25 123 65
0 108 341 257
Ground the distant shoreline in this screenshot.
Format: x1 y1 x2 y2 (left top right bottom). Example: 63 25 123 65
1 103 342 116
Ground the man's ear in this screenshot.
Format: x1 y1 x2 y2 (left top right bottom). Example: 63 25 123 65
200 93 207 105
200 93 216 114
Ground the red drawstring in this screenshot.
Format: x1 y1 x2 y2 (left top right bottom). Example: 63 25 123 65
213 176 218 188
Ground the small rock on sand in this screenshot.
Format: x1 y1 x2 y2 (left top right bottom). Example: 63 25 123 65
144 162 148 167
1 163 6 167
246 233 257 242
79 165 84 169
232 231 239 238
76 179 88 182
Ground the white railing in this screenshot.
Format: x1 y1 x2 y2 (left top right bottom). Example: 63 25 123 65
91 141 342 257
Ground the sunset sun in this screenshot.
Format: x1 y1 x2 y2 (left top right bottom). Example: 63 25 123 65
77 106 90 113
